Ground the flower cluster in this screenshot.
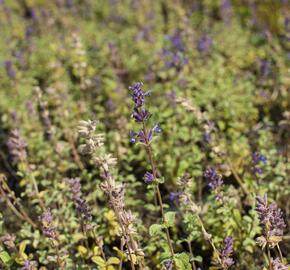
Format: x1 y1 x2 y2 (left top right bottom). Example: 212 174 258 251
39 208 57 240
4 60 16 80
197 34 213 53
256 195 286 247
204 167 223 190
161 31 188 72
68 178 92 224
219 236 235 269
1 233 16 250
78 120 105 155
6 129 27 163
271 258 289 270
252 152 267 175
130 124 161 144
129 83 161 145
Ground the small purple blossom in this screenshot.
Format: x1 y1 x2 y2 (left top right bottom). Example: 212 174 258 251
130 124 161 144
143 171 154 184
204 167 223 190
169 192 182 204
132 108 151 122
252 152 267 175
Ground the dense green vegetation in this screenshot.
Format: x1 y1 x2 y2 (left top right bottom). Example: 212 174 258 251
0 1 289 269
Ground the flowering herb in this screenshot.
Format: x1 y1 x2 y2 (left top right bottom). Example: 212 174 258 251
6 129 27 163
219 236 235 269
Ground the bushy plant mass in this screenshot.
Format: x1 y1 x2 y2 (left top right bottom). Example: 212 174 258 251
0 0 289 269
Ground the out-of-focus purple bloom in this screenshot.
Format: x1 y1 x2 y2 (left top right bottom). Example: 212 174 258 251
136 26 153 42
169 192 182 204
197 34 213 53
163 259 174 270
1 233 16 249
260 59 271 77
220 236 235 268
68 178 92 223
4 60 16 79
167 31 185 52
6 129 27 163
271 257 289 270
25 26 34 37
22 260 32 270
162 49 188 72
256 195 286 237
252 152 267 175
144 171 154 184
220 0 232 24
204 167 223 190
39 209 57 240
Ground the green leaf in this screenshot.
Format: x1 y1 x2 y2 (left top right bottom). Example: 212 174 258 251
107 257 120 265
192 255 203 262
91 256 106 267
0 251 11 264
165 211 176 228
174 253 191 270
149 224 163 236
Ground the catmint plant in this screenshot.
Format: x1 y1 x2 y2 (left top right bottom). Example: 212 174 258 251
256 195 287 269
77 119 144 270
39 208 64 269
129 82 175 261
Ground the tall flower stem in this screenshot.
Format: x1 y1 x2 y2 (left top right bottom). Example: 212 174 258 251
101 166 136 270
109 193 136 270
142 122 175 258
0 175 37 228
187 240 197 270
185 195 222 266
267 245 273 270
24 161 45 211
276 244 284 262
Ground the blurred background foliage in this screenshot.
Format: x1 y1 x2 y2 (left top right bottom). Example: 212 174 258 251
0 0 289 269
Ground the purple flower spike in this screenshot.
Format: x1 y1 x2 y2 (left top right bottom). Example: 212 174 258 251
144 171 154 184
39 209 57 240
220 236 235 268
256 195 286 237
129 82 150 109
4 60 16 80
6 129 27 163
